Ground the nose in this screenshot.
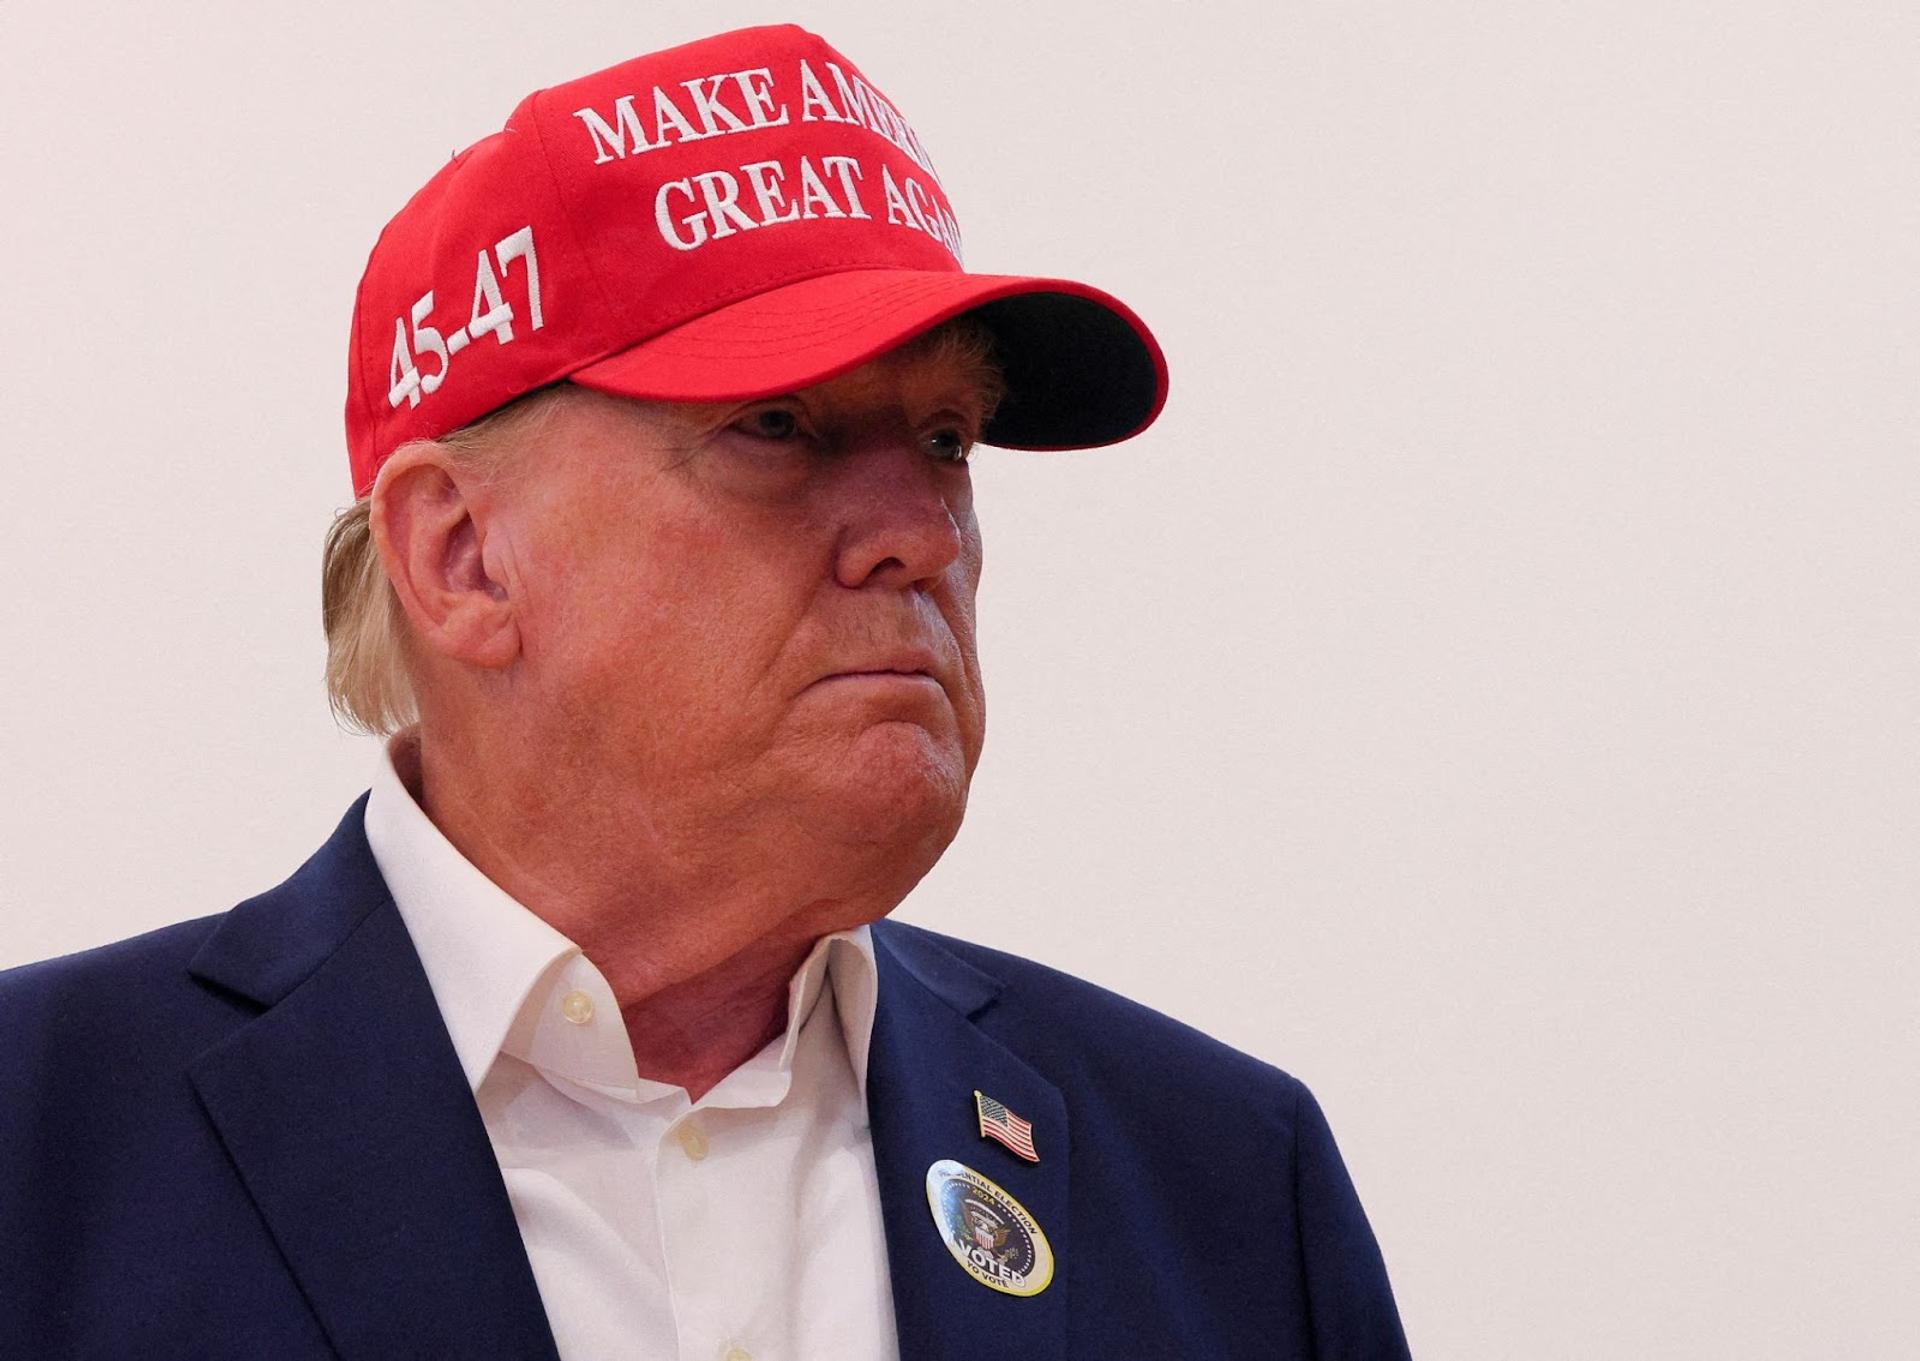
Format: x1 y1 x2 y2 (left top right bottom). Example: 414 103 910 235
830 436 970 591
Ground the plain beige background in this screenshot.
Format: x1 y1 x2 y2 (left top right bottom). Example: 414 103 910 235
3 1 1915 1356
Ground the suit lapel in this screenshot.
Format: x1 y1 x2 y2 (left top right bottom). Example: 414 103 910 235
868 923 1069 1361
186 797 558 1361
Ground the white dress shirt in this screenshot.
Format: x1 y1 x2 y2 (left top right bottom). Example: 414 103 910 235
363 731 901 1361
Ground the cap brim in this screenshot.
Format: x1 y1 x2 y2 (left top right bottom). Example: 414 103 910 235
567 269 1168 449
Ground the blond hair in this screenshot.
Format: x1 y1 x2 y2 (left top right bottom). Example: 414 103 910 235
321 317 1004 735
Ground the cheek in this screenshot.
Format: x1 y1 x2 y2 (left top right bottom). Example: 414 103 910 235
523 530 661 694
524 500 807 705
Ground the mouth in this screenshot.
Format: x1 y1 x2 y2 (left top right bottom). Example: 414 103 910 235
825 648 940 682
811 658 946 700
820 669 940 688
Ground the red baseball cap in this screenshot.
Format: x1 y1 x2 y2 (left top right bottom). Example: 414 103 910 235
344 23 1169 497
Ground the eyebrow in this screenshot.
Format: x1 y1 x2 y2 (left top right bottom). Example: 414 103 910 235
653 346 1007 440
881 351 1008 425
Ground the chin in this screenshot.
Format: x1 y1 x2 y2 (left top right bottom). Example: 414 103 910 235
828 723 971 843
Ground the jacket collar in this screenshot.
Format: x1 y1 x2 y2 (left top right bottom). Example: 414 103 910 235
187 795 562 1361
186 796 1068 1361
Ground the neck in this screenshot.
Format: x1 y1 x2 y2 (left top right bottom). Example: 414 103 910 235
394 726 899 1101
613 932 818 1102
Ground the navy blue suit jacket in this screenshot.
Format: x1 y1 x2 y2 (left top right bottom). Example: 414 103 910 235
0 797 1411 1359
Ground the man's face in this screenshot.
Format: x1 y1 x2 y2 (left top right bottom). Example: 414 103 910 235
480 333 995 893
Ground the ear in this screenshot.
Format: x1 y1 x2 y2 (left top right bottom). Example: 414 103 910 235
368 443 521 671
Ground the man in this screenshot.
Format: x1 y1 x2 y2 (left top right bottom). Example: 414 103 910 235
0 24 1410 1360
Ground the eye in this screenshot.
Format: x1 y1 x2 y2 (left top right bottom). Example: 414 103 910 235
732 405 806 442
924 426 975 465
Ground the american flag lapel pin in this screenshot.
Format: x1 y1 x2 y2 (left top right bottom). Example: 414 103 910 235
974 1089 1040 1163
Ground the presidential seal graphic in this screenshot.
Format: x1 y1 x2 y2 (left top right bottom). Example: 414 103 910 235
924 1158 1055 1297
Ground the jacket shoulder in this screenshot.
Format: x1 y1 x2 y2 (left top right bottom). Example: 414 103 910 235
878 919 1308 1113
0 912 246 1074
0 792 383 1079
0 911 230 1015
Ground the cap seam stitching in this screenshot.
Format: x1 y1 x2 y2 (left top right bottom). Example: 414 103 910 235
524 86 625 352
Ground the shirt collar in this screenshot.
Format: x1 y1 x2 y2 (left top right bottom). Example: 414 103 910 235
362 730 879 1106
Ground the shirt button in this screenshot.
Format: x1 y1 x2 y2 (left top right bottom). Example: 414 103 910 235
674 1122 709 1162
722 1349 752 1361
559 990 595 1025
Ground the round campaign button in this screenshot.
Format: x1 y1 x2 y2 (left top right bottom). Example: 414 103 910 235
924 1158 1055 1297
